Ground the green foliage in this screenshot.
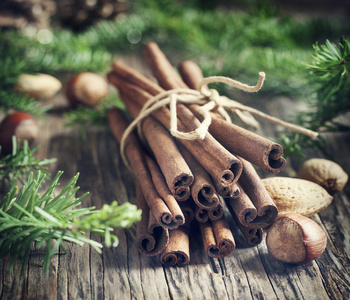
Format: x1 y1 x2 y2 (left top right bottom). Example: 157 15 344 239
278 37 350 157
63 94 125 129
0 139 141 277
0 40 45 116
0 170 141 276
0 137 56 185
1 0 349 156
307 37 350 114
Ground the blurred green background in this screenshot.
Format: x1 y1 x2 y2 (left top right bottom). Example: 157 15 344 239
1 0 349 157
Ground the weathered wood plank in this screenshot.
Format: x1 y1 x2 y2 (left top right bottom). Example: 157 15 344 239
1 62 350 300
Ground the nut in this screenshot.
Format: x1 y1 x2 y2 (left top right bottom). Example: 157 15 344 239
262 177 333 217
65 72 109 107
0 112 39 154
297 158 348 195
15 73 62 100
266 213 327 264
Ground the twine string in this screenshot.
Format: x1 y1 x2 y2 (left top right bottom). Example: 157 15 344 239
120 72 319 167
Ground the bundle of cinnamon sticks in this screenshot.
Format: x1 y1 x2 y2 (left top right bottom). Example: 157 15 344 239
107 42 285 266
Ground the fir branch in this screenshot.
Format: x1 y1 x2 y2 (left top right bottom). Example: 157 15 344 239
63 94 125 129
0 170 141 276
278 37 350 158
0 137 56 184
0 90 48 117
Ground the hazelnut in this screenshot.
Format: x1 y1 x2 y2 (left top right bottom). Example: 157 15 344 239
65 72 109 107
0 112 39 154
298 158 348 194
266 213 327 264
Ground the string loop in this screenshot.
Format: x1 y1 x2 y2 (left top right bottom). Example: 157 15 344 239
119 72 319 167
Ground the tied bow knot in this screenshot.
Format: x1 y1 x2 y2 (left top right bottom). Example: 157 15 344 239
119 72 319 168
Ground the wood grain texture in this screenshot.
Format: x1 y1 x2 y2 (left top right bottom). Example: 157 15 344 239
1 65 350 300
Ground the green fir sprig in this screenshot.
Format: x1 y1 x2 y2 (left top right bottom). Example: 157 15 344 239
279 37 350 157
0 137 56 185
63 94 125 129
0 170 141 276
0 139 141 277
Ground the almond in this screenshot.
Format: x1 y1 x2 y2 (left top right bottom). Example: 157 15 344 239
297 158 348 195
262 177 333 217
15 73 62 100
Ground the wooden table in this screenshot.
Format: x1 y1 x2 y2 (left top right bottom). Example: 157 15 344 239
0 58 349 300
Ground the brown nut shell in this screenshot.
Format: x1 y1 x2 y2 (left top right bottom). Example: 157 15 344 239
262 177 333 217
65 72 109 107
266 213 327 264
15 73 62 100
0 112 38 154
297 158 348 195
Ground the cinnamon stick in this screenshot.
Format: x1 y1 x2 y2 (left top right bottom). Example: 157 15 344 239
224 182 258 228
224 195 263 247
178 60 286 174
109 74 193 200
142 42 243 187
144 154 185 227
195 200 224 223
107 108 176 229
214 181 240 198
160 226 190 267
179 200 195 226
208 200 224 221
108 71 241 189
199 216 235 258
195 205 209 223
135 183 170 256
141 118 193 201
237 224 263 247
226 157 278 229
178 143 219 210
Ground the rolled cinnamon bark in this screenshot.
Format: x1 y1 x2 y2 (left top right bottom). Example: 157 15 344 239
179 200 195 226
199 216 235 258
178 143 219 210
237 157 278 228
108 72 241 189
195 206 209 223
214 181 240 198
142 42 243 187
224 193 263 247
144 154 185 228
112 60 163 95
135 183 170 256
208 200 224 221
195 200 224 223
160 226 190 267
238 224 263 247
143 42 188 90
109 73 193 200
225 182 257 227
178 60 286 174
107 108 176 228
141 118 193 201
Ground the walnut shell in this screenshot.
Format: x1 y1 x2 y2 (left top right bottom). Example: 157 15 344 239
262 177 333 217
297 158 348 195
